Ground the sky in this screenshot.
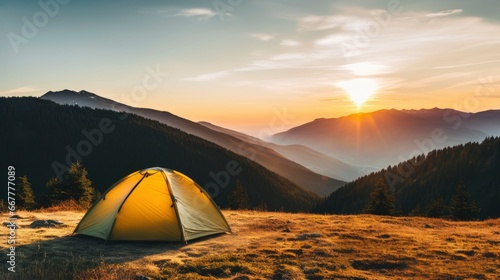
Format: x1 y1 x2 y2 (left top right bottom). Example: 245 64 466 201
1 0 500 136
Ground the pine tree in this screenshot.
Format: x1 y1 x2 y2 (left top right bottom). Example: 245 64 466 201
409 204 422 216
0 200 7 213
45 162 95 208
64 162 95 207
17 176 36 209
449 182 480 220
425 197 448 218
45 177 65 205
364 178 395 215
227 180 249 210
255 201 268 211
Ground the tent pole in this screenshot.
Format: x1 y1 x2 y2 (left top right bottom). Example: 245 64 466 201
161 170 186 243
104 173 148 242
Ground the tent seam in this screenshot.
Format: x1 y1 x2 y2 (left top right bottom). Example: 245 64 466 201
161 169 187 243
72 170 142 236
104 173 148 242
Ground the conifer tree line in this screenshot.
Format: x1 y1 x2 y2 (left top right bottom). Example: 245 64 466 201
0 162 97 211
364 179 480 220
227 180 249 210
317 136 499 219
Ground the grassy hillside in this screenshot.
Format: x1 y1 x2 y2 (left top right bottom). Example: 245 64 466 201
1 210 499 279
318 137 500 218
0 97 319 212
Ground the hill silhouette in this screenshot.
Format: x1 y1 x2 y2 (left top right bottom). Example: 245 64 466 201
272 108 499 172
199 121 362 182
41 89 347 196
317 137 500 218
0 97 319 212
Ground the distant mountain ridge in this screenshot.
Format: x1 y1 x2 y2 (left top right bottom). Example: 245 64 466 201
198 121 362 182
0 97 320 211
41 89 347 196
42 90 120 109
271 108 500 170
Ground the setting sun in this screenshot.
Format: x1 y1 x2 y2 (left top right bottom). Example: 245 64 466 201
338 78 378 107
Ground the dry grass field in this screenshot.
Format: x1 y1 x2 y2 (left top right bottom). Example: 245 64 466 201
1 210 499 279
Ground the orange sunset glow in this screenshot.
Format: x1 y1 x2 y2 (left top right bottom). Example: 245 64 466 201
2 1 500 136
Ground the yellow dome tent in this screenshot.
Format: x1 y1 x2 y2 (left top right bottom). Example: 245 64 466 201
73 167 231 242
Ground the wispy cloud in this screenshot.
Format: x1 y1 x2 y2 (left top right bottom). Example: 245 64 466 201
401 72 472 89
343 62 393 76
426 9 462 18
183 71 228 82
175 8 216 19
250 33 274 41
228 8 500 92
433 60 500 69
185 7 500 95
298 15 341 31
0 86 40 94
280 40 300 46
297 14 364 31
141 7 218 20
315 33 351 46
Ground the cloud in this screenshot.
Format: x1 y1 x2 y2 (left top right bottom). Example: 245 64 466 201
298 15 342 31
175 8 216 19
280 40 300 46
250 33 274 41
315 33 351 46
185 7 500 96
343 62 393 76
183 71 228 82
433 60 500 70
233 52 332 72
298 14 367 31
142 8 218 20
300 8 462 32
426 9 462 18
0 86 40 94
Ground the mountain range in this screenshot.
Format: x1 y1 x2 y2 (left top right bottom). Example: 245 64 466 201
2 91 500 217
39 90 500 197
0 97 319 211
271 108 500 170
198 121 362 182
41 90 348 196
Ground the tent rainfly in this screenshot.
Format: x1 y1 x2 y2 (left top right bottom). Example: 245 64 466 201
73 167 231 242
